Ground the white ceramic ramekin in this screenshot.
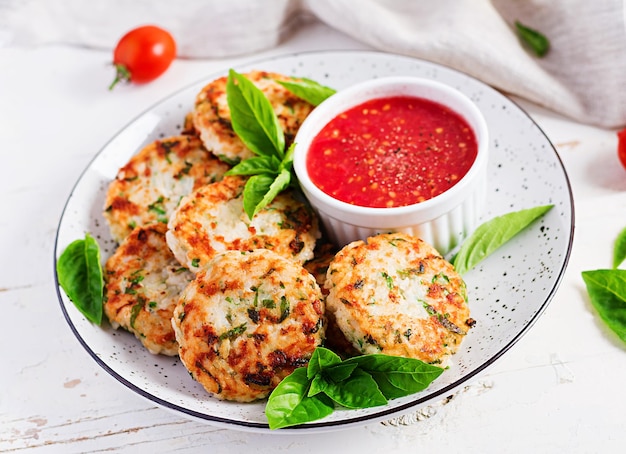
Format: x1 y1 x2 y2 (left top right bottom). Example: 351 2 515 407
293 76 489 254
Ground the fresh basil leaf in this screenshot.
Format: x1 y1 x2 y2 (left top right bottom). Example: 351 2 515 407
276 78 336 106
308 362 358 397
452 204 553 275
581 270 626 344
227 69 285 158
613 226 626 269
83 234 104 312
321 368 387 409
515 21 550 57
280 143 295 171
225 156 280 177
242 169 291 219
265 367 335 430
56 233 103 325
215 154 241 166
260 168 291 211
345 354 444 399
265 167 291 198
242 174 274 220
324 362 359 382
308 373 328 397
283 143 300 190
265 347 447 428
307 346 342 379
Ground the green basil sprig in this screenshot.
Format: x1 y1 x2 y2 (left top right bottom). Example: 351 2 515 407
265 347 443 429
515 21 550 57
225 69 337 219
452 204 554 275
227 69 286 160
275 78 336 106
225 69 295 219
581 227 626 345
56 233 104 324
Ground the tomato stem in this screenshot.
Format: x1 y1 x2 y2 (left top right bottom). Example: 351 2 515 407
109 64 132 90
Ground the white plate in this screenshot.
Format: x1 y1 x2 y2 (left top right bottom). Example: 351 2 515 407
54 50 574 432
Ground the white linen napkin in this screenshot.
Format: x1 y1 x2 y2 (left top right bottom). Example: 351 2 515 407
2 0 624 128
308 0 626 129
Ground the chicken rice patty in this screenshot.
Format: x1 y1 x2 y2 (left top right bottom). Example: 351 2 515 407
104 223 194 356
192 70 315 163
324 232 474 365
166 175 319 273
172 249 325 402
103 135 230 243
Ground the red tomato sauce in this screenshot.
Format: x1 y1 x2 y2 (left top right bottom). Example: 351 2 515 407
306 96 478 208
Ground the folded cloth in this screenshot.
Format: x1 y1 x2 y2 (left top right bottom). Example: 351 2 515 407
2 0 624 128
308 0 626 128
0 0 300 57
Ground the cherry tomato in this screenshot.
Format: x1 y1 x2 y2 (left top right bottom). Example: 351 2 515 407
109 25 176 90
619 127 626 170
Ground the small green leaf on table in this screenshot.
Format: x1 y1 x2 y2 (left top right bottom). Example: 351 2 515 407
581 269 626 344
612 226 626 269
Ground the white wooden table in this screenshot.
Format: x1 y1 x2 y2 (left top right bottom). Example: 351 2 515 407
2 20 625 454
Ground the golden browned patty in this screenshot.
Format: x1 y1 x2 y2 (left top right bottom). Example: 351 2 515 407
166 175 319 273
172 249 325 402
192 70 315 163
103 223 194 356
324 232 474 365
103 135 230 243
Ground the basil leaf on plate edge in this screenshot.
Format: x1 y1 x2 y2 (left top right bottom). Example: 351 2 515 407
265 367 335 430
56 233 103 325
452 204 554 275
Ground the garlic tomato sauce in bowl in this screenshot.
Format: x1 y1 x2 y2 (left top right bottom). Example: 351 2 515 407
293 77 489 253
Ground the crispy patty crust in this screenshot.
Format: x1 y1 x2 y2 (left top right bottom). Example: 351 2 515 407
324 232 473 364
192 70 315 163
166 175 319 272
103 135 230 243
172 249 325 402
103 223 194 356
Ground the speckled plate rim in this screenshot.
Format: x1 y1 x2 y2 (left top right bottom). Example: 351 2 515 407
54 50 575 433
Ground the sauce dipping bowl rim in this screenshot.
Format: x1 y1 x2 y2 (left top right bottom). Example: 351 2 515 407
293 76 489 232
